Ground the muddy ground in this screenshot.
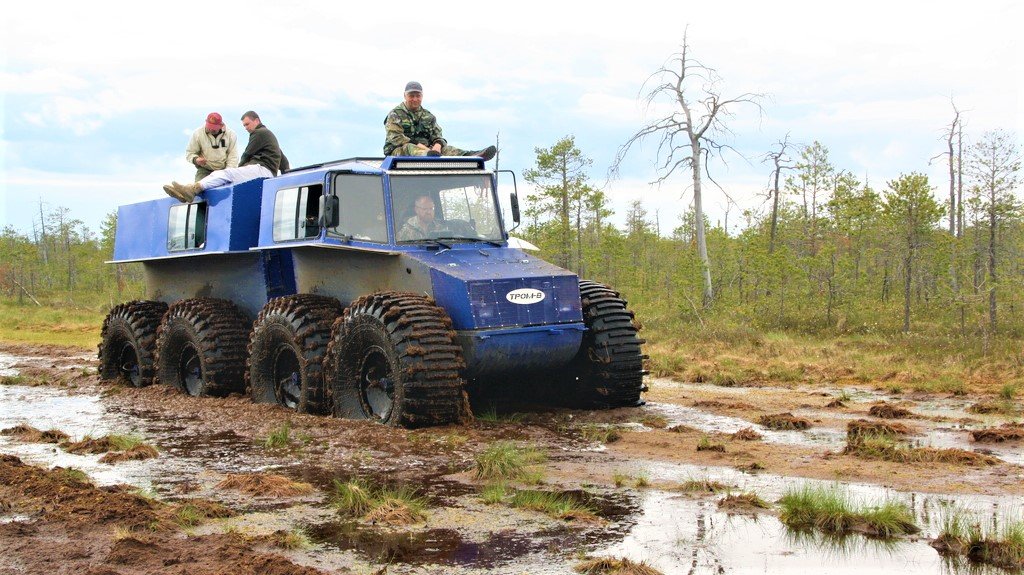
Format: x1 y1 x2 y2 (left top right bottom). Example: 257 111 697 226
1 341 1022 575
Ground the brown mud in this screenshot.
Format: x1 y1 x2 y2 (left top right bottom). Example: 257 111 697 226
3 342 1024 574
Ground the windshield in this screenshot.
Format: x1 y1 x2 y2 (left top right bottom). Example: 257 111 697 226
390 174 503 243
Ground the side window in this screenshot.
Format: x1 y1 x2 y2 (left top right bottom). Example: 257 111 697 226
273 185 323 241
332 175 387 242
167 203 207 251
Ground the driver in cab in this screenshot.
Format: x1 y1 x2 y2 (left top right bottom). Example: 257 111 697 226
397 195 444 241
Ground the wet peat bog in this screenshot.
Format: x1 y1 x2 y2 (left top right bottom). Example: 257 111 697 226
2 347 1024 574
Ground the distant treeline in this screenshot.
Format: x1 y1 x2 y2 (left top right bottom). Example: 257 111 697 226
2 133 1020 341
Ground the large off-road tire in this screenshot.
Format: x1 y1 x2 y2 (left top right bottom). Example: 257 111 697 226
247 294 343 414
98 300 168 387
155 298 249 397
325 292 467 427
559 280 647 408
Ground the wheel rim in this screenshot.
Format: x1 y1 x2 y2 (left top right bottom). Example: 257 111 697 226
179 343 203 396
359 346 394 421
116 342 142 387
272 344 302 409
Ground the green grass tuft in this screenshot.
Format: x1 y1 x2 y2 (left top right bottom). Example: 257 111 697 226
263 422 292 449
779 485 918 538
509 489 598 521
480 482 509 504
580 424 622 444
329 478 375 517
474 441 547 481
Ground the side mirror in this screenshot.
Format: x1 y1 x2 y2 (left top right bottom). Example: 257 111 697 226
319 195 340 229
510 193 521 225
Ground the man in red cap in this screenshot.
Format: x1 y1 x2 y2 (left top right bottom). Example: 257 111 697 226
185 112 239 181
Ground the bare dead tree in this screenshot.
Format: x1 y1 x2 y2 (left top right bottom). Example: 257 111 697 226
610 29 763 307
930 99 963 235
762 134 796 254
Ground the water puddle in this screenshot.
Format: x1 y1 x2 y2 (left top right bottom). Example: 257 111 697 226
646 379 1024 466
645 401 848 448
595 460 1023 575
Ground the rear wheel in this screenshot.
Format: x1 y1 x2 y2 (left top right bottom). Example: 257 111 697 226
559 280 647 408
155 298 249 397
98 300 168 387
325 292 468 427
248 294 342 414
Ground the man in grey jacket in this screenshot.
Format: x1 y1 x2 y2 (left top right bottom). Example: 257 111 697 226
185 112 239 181
164 111 289 203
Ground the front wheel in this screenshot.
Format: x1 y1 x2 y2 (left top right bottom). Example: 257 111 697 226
558 281 647 408
324 292 468 427
248 294 342 414
155 298 249 397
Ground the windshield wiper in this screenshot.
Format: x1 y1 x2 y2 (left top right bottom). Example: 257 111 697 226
435 236 503 247
398 238 453 249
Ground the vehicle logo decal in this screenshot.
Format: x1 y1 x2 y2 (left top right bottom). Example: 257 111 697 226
506 288 545 305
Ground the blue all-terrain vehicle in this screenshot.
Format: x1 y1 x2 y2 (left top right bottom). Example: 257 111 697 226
99 156 646 426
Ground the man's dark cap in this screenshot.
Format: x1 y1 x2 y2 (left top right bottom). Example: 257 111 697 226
404 81 423 94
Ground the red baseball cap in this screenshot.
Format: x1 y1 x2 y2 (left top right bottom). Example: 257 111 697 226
205 112 224 131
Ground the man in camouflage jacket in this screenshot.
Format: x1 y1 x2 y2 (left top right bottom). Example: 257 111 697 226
383 81 496 160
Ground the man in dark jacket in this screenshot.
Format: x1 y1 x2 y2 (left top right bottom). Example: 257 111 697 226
164 111 289 203
384 81 496 160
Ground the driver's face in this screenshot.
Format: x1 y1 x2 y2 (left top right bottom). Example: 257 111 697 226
414 198 435 225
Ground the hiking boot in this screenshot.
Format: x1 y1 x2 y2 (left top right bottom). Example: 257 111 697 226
426 150 441 157
163 183 188 202
464 145 496 161
166 181 202 203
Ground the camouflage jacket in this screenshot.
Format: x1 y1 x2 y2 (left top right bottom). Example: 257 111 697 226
383 103 447 155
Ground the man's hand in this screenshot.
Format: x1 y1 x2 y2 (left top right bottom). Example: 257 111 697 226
430 143 442 153
195 157 208 167
414 143 429 151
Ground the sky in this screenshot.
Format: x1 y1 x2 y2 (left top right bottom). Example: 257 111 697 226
2 0 1022 238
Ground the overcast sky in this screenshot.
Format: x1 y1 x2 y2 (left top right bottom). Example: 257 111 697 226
2 0 1021 237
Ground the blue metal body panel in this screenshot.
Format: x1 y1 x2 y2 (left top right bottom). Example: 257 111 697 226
110 156 589 379
457 324 584 378
111 179 264 262
419 249 582 330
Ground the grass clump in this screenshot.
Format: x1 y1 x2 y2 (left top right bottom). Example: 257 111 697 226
779 485 918 538
844 429 997 465
509 489 599 522
732 427 762 441
579 424 622 444
273 528 311 550
263 422 293 449
330 478 375 517
480 482 509 504
675 478 730 494
473 441 546 481
574 556 663 574
757 412 811 430
999 383 1019 400
216 473 314 496
172 500 232 527
933 509 1024 570
638 414 669 429
970 423 1024 443
329 478 427 525
868 403 913 419
719 492 771 513
696 435 725 452
0 375 27 386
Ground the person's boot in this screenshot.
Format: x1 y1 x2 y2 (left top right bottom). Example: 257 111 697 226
464 145 497 161
163 183 187 202
166 181 202 203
